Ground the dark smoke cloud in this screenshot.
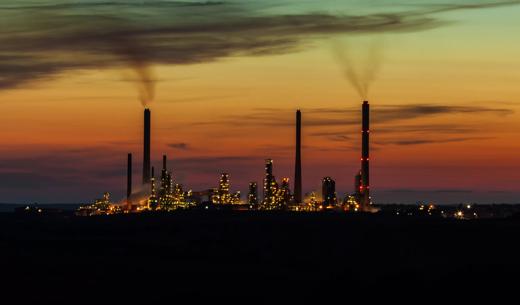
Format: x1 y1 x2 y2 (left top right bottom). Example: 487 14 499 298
328 0 520 99
168 142 191 150
332 39 384 100
2 0 519 92
114 39 156 106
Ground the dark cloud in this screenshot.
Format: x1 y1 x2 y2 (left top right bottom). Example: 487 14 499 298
314 124 478 137
309 132 351 142
326 134 350 142
0 172 64 190
374 105 513 122
168 142 191 150
376 136 494 146
0 1 227 10
0 147 126 188
195 109 294 127
0 146 132 203
200 103 513 128
2 0 519 89
377 124 477 134
311 104 513 123
307 104 513 130
417 0 520 14
196 108 355 127
312 145 358 152
195 103 509 147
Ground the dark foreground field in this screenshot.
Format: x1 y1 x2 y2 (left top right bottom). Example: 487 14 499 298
1 212 519 304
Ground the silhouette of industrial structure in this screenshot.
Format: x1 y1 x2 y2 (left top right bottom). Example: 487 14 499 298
142 108 151 185
294 109 302 204
360 101 371 210
79 101 375 215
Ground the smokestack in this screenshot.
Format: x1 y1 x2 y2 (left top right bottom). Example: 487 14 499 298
294 109 302 204
127 153 132 204
361 101 370 208
162 155 167 171
143 108 151 185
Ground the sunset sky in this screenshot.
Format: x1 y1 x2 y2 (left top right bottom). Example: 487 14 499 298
1 0 520 204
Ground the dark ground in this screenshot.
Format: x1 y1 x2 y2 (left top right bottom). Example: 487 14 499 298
1 212 519 304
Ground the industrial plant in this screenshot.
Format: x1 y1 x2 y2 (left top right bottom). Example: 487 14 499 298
78 101 374 216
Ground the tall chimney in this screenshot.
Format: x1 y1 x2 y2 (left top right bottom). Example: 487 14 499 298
162 155 167 171
361 101 370 208
127 153 132 204
143 108 151 185
294 109 302 204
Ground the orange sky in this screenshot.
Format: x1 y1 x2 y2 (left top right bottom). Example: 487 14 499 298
1 1 520 203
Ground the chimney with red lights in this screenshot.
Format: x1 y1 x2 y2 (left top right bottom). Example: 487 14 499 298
360 101 370 209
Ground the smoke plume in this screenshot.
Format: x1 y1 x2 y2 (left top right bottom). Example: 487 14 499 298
115 39 156 107
133 63 155 108
332 39 384 99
